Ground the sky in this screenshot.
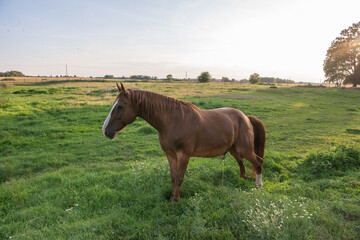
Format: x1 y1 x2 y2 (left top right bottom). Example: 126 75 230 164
0 0 359 82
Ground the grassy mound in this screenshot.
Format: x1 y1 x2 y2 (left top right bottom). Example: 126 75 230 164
300 146 360 180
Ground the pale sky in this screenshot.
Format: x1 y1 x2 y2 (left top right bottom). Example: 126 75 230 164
0 0 359 82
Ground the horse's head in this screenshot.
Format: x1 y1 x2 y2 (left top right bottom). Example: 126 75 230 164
102 83 137 139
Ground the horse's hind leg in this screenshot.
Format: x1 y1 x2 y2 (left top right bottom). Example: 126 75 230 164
229 147 247 179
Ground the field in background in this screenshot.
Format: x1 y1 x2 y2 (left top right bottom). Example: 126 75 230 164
1 80 359 239
0 76 352 88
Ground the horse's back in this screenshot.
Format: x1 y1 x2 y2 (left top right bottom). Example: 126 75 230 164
205 107 254 150
189 107 252 157
159 106 253 158
202 107 251 129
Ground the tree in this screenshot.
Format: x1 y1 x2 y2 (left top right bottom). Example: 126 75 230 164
221 77 230 82
197 72 211 83
323 21 360 87
166 74 173 82
104 75 114 79
249 73 260 84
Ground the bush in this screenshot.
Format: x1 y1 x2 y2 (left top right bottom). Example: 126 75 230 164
1 78 15 81
12 87 79 95
0 83 8 88
300 146 360 180
0 71 24 77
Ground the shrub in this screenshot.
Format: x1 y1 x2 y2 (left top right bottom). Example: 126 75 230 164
0 83 8 88
1 78 15 81
0 71 24 77
12 87 79 95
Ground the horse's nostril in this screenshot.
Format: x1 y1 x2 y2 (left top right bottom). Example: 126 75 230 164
105 130 108 136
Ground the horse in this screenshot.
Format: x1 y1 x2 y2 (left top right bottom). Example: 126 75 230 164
102 83 266 202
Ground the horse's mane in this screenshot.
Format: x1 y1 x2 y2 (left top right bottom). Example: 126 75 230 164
128 89 200 119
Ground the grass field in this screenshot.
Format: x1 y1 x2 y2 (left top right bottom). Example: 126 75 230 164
1 80 359 239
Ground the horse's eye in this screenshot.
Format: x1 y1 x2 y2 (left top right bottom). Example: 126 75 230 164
118 105 123 109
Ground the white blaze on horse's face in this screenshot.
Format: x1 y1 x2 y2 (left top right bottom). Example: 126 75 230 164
102 99 119 137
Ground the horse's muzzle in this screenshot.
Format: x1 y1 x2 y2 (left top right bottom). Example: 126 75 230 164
104 130 115 139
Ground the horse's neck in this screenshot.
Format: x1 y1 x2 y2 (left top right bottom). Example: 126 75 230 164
134 92 172 133
138 107 167 132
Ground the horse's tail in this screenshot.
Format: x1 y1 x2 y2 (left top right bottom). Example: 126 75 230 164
248 116 266 177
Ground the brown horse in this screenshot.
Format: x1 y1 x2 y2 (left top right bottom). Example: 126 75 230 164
102 83 265 202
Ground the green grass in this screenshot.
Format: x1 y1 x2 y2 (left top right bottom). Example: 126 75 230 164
1 82 360 239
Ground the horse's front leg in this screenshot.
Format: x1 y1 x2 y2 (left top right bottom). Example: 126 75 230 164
166 153 177 201
167 152 190 202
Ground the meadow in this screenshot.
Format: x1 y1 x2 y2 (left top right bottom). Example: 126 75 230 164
0 80 359 239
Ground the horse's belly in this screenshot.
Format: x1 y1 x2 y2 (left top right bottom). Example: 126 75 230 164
192 147 229 158
191 138 233 158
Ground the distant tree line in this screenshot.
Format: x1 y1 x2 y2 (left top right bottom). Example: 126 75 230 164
103 75 158 80
129 75 158 80
260 77 295 84
0 70 296 84
0 71 25 77
221 77 236 82
239 76 294 84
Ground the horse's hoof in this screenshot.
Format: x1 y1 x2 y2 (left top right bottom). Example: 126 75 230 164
170 196 180 203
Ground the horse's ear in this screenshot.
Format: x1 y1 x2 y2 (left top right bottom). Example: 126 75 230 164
116 83 122 92
118 83 129 96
